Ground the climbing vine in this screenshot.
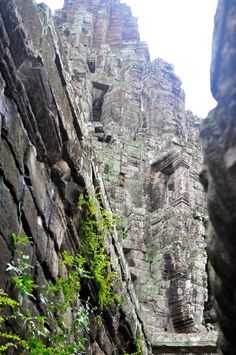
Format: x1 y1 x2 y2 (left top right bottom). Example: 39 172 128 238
78 194 120 309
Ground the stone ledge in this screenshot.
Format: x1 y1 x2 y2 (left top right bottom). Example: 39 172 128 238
149 329 218 354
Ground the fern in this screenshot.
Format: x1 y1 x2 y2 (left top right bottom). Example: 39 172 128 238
78 194 120 309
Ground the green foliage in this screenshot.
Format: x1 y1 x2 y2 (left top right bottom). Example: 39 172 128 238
134 330 142 355
124 329 143 355
78 194 120 309
0 289 18 309
0 290 29 353
0 194 121 353
7 231 35 301
0 331 29 353
40 251 90 335
13 274 36 299
0 235 89 354
146 249 156 263
11 233 30 246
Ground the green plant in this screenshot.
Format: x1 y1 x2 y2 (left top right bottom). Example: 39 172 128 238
0 194 121 353
0 289 30 353
78 194 120 309
0 233 90 354
146 249 156 263
40 251 90 349
134 330 142 355
0 289 18 310
6 234 36 301
0 331 29 353
124 329 143 355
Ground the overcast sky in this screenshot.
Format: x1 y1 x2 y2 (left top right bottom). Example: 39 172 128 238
36 0 217 118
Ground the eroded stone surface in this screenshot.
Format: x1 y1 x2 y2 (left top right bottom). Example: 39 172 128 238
201 1 236 354
0 0 150 353
151 330 218 354
0 0 218 353
55 0 214 337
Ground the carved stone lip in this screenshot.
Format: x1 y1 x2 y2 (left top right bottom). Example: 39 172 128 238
150 151 190 175
150 329 218 354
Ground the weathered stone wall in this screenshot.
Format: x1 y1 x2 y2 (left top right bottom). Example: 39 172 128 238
201 0 236 354
0 0 150 353
55 0 214 338
0 0 219 353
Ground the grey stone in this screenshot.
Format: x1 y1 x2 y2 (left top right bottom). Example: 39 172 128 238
0 0 221 353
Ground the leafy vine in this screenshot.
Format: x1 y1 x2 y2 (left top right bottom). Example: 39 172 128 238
0 194 121 353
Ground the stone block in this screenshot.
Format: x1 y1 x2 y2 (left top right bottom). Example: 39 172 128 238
1 139 25 201
0 177 19 241
0 235 11 289
46 238 59 280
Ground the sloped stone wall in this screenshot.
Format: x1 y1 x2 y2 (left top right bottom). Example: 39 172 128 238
201 0 236 354
0 0 150 353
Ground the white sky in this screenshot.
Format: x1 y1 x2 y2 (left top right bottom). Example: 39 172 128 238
36 0 217 117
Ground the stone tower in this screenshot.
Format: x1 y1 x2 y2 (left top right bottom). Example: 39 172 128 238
56 0 213 335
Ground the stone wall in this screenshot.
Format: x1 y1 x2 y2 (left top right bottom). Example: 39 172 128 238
0 0 150 353
55 0 214 337
0 0 218 353
201 0 236 354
